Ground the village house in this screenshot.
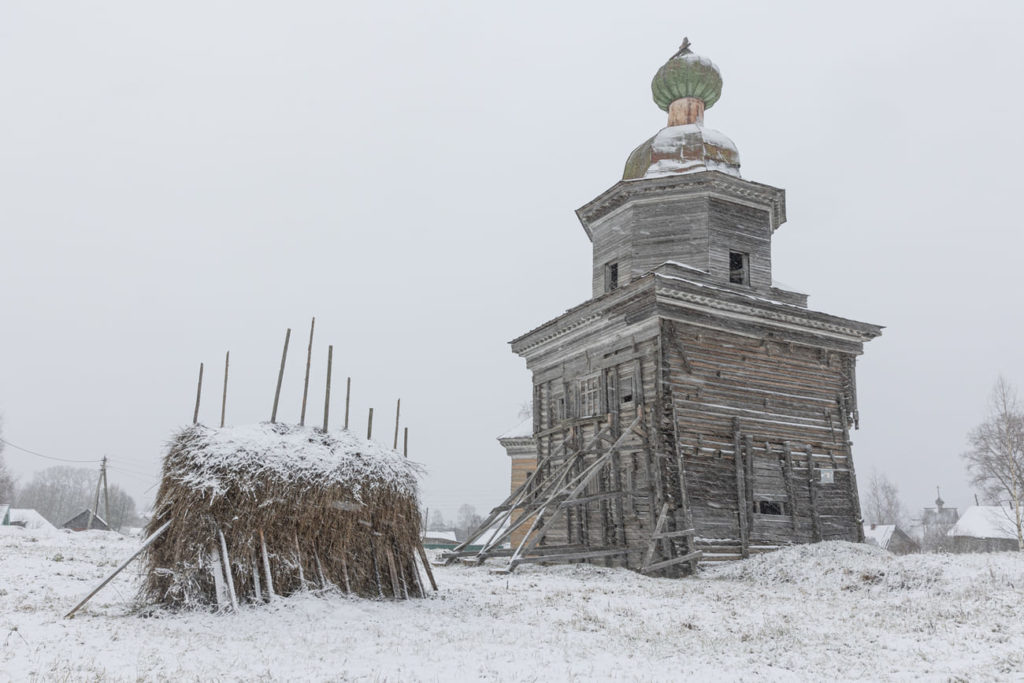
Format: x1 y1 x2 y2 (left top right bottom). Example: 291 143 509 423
464 38 881 575
862 523 919 555
946 505 1021 553
62 509 111 532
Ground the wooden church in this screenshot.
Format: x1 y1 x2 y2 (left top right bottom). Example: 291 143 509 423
447 40 882 575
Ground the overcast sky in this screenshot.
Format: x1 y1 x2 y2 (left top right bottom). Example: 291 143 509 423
2 1 1023 523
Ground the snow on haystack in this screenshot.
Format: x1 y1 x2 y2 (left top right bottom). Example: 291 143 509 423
142 422 424 609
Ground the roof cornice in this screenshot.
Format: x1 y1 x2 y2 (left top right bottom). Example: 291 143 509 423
575 171 786 238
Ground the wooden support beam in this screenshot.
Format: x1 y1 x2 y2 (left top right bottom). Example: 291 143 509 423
503 548 627 566
652 528 695 540
806 444 823 542
642 503 671 570
641 550 703 575
732 418 749 558
781 442 798 532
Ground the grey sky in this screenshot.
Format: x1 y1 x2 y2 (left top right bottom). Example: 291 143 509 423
2 1 1022 523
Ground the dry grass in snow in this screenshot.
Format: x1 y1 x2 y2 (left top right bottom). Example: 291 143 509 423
1 526 1022 681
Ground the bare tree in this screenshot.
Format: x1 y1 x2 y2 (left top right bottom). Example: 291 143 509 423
455 504 483 542
426 510 449 532
0 418 15 502
962 377 1024 551
861 470 908 528
14 466 137 529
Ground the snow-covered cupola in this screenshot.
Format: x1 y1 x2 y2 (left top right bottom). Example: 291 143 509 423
623 38 741 179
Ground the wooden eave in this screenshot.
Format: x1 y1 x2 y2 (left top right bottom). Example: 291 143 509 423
510 269 882 361
575 171 787 239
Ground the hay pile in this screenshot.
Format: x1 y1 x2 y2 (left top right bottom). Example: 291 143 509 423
141 422 423 608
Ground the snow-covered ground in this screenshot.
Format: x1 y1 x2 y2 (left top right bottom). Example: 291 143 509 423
2 526 1022 681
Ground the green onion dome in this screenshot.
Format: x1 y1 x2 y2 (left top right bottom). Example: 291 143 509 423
651 44 723 111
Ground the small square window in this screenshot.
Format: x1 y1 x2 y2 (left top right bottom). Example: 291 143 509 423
729 251 749 285
605 263 619 292
756 500 786 515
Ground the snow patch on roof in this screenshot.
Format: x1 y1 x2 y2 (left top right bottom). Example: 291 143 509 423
423 530 457 543
8 509 55 530
947 506 1019 540
862 524 895 549
498 418 534 440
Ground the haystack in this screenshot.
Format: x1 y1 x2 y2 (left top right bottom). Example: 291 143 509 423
141 422 423 608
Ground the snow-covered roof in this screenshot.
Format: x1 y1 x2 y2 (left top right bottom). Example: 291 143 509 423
862 524 895 549
947 506 1019 540
7 509 54 530
423 530 457 542
498 417 533 440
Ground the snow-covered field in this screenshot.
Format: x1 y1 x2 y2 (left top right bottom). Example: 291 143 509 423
2 526 1022 681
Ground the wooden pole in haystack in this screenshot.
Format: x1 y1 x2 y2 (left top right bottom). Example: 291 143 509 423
323 345 333 432
271 328 291 423
193 362 204 425
367 408 374 439
393 398 401 449
344 377 351 430
220 351 229 428
300 317 315 426
403 427 409 458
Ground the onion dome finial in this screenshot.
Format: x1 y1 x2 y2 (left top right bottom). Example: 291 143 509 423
651 38 723 113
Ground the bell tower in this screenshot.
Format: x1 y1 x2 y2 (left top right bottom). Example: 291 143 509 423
583 39 790 302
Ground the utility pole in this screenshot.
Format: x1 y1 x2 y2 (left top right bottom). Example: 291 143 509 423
87 456 108 531
102 456 110 527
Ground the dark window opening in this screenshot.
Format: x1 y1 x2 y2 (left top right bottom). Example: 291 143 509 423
729 251 749 285
620 375 634 404
606 263 619 292
756 500 786 516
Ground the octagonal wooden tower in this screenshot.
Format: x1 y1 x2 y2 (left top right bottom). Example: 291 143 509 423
447 40 882 575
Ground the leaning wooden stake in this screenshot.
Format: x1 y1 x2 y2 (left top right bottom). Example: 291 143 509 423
220 351 230 428
323 345 333 432
344 377 351 430
270 328 291 423
367 408 374 439
393 398 401 449
65 521 171 618
416 544 438 591
193 362 204 424
218 529 239 610
300 317 315 426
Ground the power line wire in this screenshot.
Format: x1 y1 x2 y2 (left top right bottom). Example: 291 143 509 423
0 438 102 464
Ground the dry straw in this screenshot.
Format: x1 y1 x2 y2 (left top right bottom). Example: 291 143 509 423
141 422 423 609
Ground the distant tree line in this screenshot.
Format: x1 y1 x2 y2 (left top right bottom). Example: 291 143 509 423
424 504 485 542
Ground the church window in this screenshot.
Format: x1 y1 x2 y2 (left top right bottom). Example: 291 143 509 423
578 376 601 417
605 263 619 292
729 251 749 285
